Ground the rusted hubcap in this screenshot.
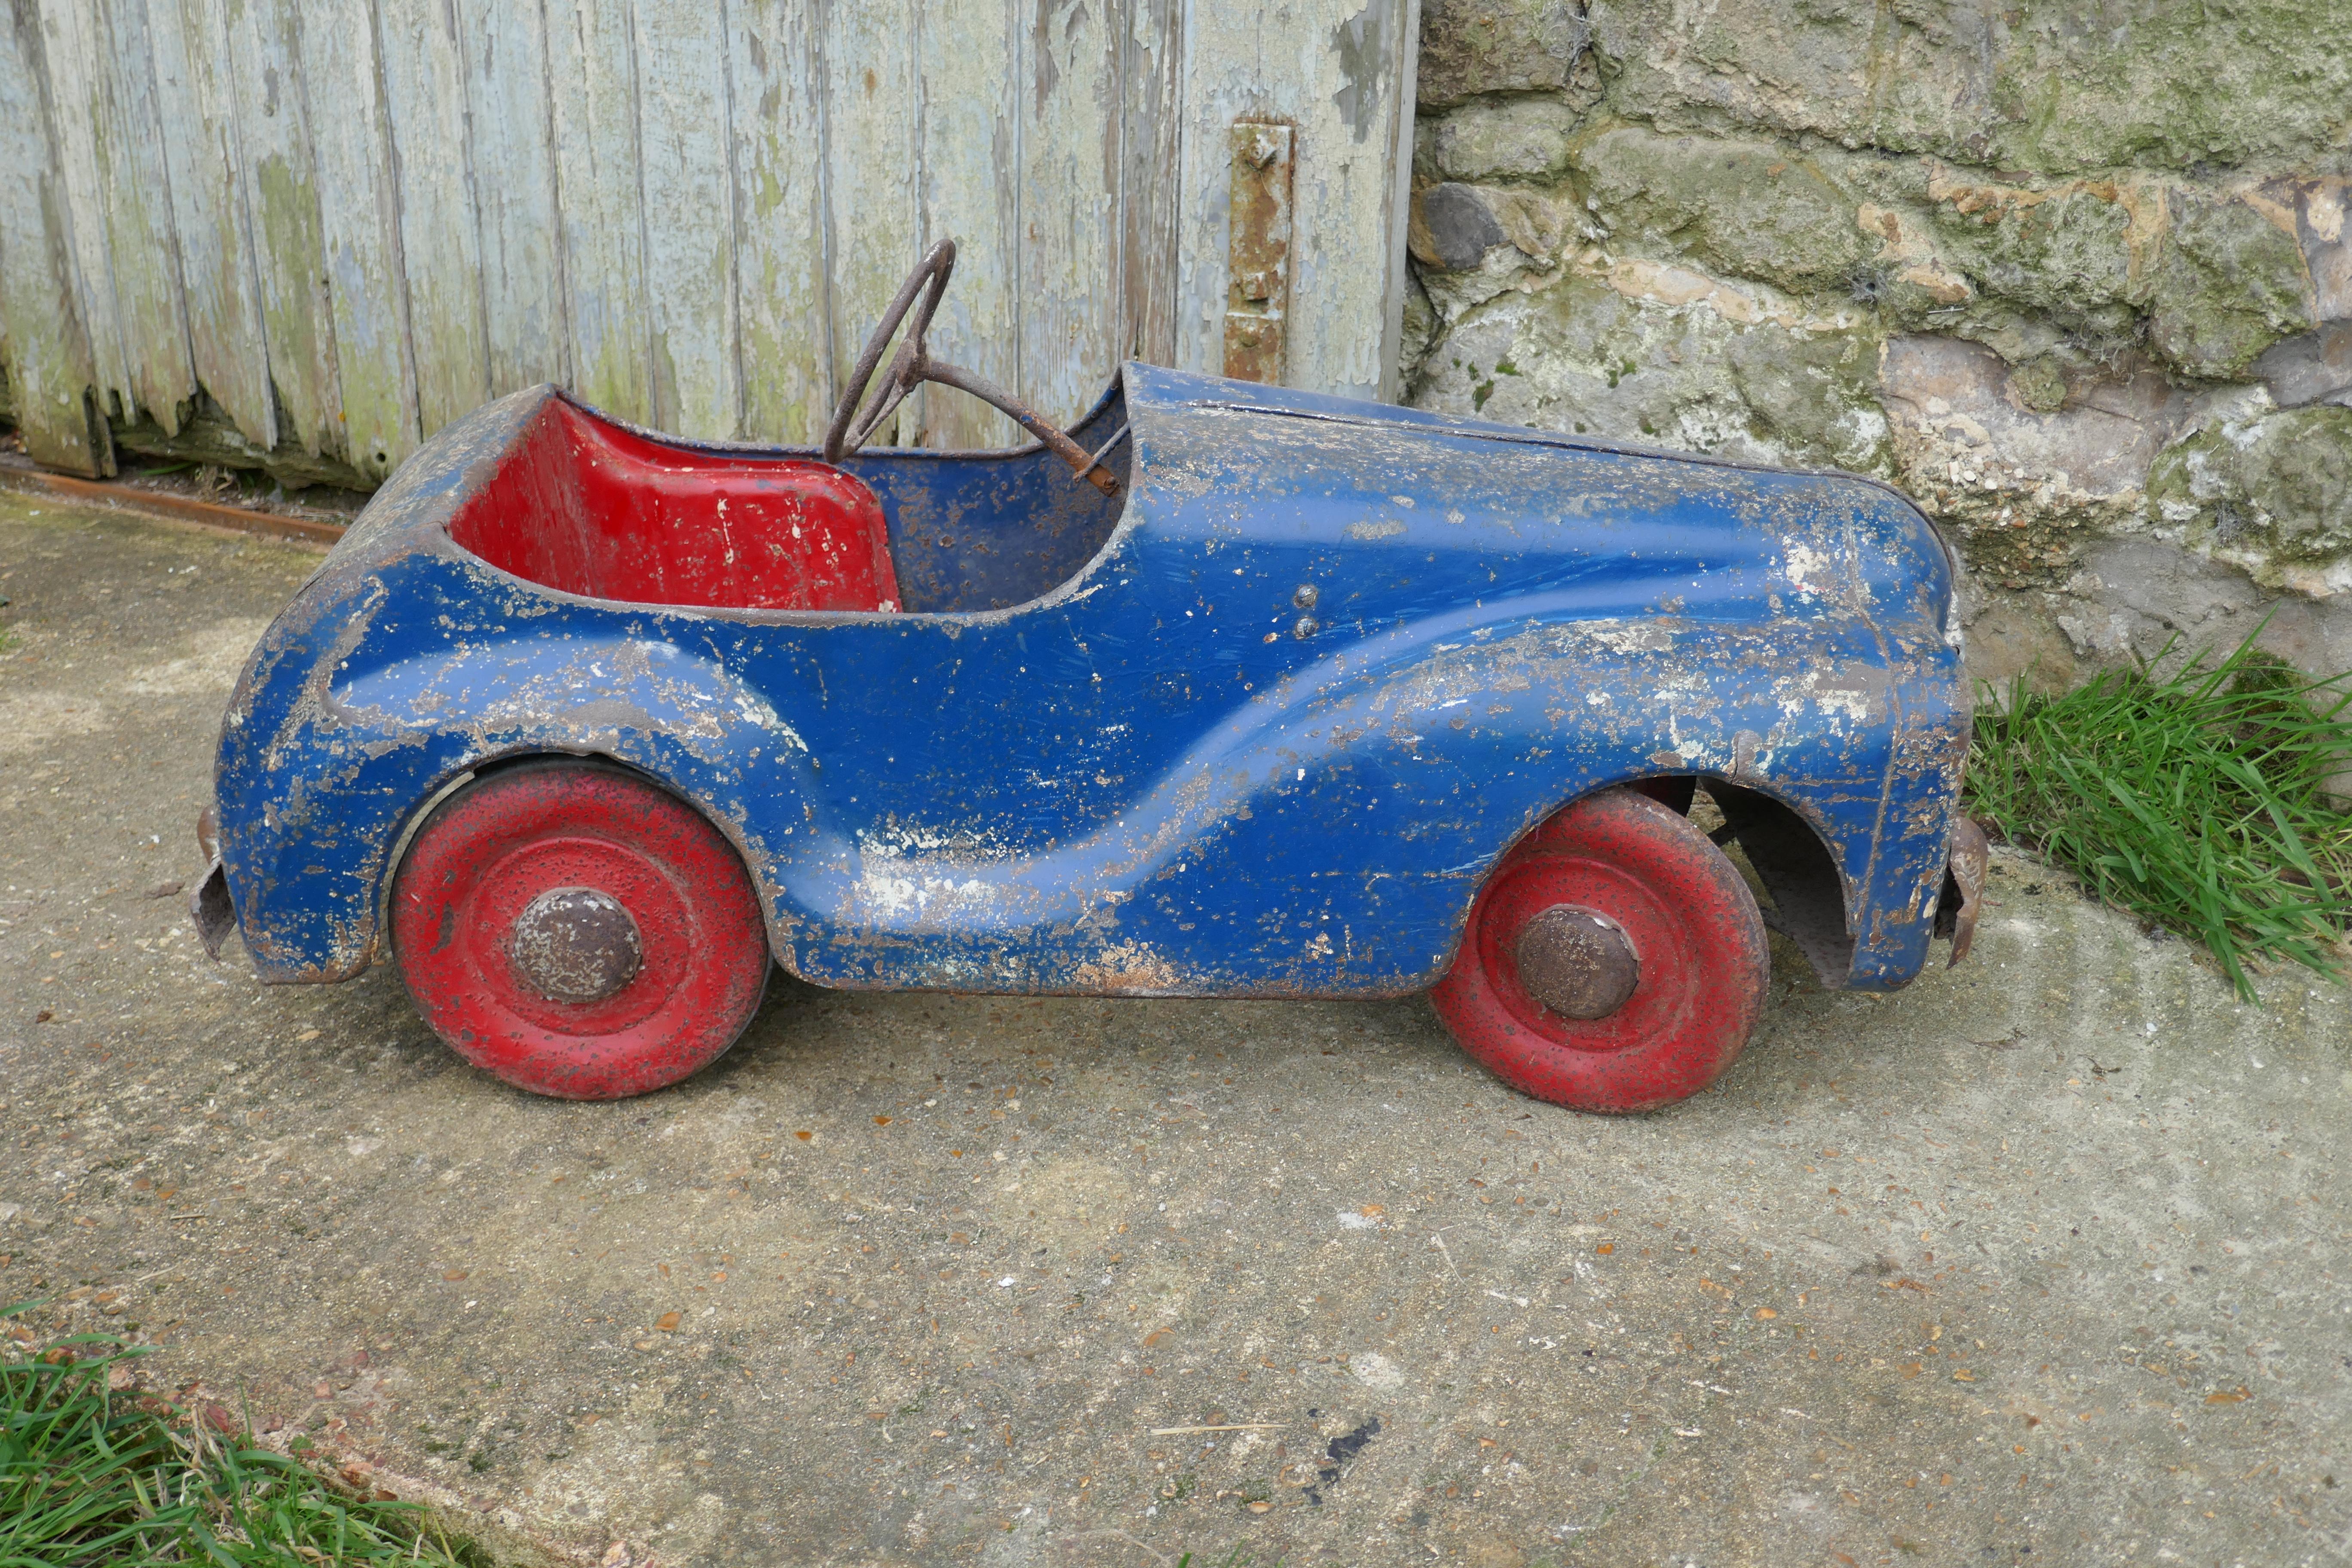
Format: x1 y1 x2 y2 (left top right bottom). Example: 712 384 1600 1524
1515 905 1642 1020
508 887 643 1004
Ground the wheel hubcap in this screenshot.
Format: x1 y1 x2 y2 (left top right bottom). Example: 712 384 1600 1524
1515 905 1641 1020
508 886 643 1004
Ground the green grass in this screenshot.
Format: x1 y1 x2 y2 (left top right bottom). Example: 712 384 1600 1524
1966 630 2352 1000
3 1307 479 1567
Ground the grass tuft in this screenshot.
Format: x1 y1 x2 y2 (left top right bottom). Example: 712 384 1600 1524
1966 630 2352 1000
3 1304 480 1566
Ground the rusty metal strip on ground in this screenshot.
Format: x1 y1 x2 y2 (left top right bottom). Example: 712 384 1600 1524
0 463 346 546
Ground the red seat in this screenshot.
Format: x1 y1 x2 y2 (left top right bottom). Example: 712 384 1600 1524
449 395 900 612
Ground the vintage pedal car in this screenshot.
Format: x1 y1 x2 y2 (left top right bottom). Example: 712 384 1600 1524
193 241 1984 1112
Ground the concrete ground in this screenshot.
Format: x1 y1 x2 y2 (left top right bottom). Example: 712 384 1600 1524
3 490 2348 1568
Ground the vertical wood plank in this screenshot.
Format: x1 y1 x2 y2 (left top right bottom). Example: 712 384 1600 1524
220 0 342 462
0 0 107 474
31 1 130 423
96 0 198 432
1115 0 1182 369
1177 0 1418 399
727 0 829 444
295 0 420 479
456 0 567 397
1378 0 1419 400
632 0 739 438
375 0 488 438
914 0 1020 447
1284 0 1413 400
822 0 920 446
149 0 276 447
1170 0 1244 385
543 0 649 424
39 0 199 433
1017 0 1120 429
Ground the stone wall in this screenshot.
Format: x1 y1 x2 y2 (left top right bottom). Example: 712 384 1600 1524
1406 0 2352 683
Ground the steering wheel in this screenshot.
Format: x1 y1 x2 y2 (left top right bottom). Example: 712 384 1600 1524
822 239 1121 497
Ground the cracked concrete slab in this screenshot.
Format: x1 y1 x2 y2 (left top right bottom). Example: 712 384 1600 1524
3 493 2348 1567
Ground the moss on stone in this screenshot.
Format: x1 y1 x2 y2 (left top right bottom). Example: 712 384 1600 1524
1423 97 1589 183
2148 193 2317 381
1570 126 1876 301
1416 0 1589 110
2150 404 2352 573
1586 0 2352 175
1922 183 2137 319
1412 266 1890 474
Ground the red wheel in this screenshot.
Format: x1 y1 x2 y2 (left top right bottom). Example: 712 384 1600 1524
391 760 770 1099
1430 787 1769 1113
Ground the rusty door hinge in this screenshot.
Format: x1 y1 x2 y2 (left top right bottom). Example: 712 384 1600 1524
1223 120 1294 384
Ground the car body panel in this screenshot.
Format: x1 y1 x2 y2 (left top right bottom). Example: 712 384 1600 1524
206 363 1969 998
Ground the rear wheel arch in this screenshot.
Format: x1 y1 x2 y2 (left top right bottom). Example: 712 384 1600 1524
389 755 773 1098
377 747 793 968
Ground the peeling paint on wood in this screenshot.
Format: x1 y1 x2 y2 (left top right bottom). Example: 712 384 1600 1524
459 0 567 399
731 0 831 444
544 0 651 427
222 0 340 460
824 0 924 447
298 0 421 481
1177 0 1418 401
377 0 489 438
150 0 276 447
1017 0 1119 442
915 0 1020 450
633 0 740 438
39 0 198 435
0 1 1419 480
1115 0 1182 365
0 0 107 475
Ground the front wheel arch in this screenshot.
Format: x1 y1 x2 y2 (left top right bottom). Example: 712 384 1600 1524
1630 774 1857 990
1432 785 1771 1112
1692 777 1856 990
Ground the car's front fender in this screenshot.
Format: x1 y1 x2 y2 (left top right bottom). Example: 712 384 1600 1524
781 594 1965 996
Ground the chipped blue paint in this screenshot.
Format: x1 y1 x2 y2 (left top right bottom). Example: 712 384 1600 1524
205 362 1970 999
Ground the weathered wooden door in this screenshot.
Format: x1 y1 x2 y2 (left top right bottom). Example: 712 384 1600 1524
0 0 1417 483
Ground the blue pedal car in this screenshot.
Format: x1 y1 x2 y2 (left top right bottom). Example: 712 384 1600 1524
194 242 1984 1112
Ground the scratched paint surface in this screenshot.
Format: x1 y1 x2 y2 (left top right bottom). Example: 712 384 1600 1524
205 363 1967 1007
0 0 1416 476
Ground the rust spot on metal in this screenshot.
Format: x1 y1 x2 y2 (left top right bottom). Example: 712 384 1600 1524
1515 906 1642 1020
1223 122 1294 384
508 886 644 1003
1937 815 1989 965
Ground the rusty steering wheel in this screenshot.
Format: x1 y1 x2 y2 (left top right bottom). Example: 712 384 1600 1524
821 239 1120 497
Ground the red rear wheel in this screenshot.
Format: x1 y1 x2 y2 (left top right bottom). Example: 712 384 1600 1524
391 760 770 1099
1430 787 1769 1113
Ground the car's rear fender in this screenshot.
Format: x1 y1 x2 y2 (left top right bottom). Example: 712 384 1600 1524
213 593 827 983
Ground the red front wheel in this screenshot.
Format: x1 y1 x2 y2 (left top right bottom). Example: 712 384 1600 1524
391 760 771 1099
1431 787 1770 1113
